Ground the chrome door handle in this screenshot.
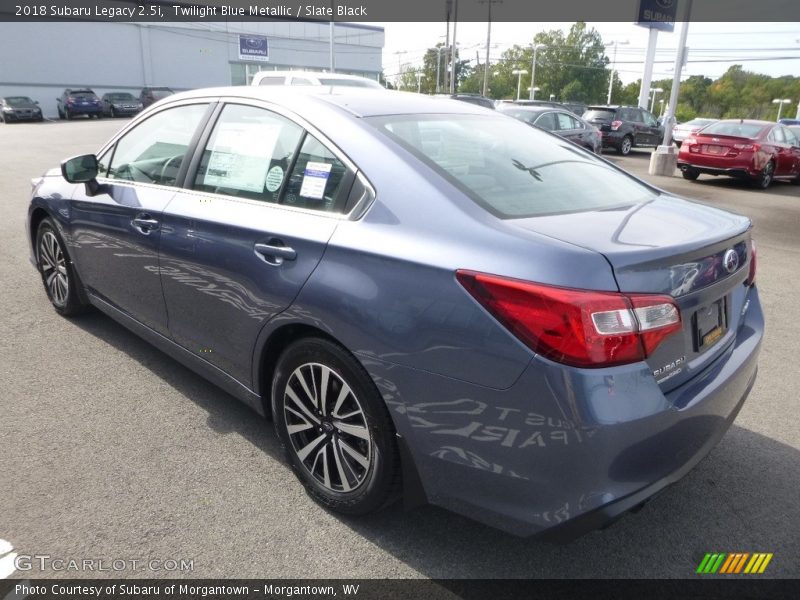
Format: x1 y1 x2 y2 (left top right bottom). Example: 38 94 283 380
132 215 160 234
255 241 297 266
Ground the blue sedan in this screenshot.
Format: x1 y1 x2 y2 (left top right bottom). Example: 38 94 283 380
27 87 763 539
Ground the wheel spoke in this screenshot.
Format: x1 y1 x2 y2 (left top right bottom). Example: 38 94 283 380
285 386 320 425
331 441 351 492
319 367 329 416
333 421 370 441
331 382 353 419
295 367 318 412
338 438 369 470
320 445 331 489
296 433 327 462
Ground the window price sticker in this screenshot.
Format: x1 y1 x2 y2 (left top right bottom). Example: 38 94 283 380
299 162 332 199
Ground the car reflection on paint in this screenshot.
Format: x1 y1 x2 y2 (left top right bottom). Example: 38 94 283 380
27 87 762 539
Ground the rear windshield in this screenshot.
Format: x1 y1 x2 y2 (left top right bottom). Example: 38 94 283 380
700 122 766 138
5 96 34 105
684 118 715 127
496 107 539 124
318 78 381 88
150 89 174 99
583 109 615 120
71 91 96 98
368 114 656 219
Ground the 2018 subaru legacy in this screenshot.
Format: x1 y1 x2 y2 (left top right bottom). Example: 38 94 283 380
27 88 762 539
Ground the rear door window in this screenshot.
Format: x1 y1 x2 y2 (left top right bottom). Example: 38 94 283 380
556 112 578 131
534 112 557 131
282 135 350 212
193 104 303 202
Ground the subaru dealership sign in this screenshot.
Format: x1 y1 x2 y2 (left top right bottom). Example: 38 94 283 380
637 0 678 32
238 35 269 62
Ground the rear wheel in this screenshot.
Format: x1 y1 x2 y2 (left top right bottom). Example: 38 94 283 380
682 168 700 181
618 135 633 156
65 109 72 121
35 219 90 316
754 161 774 189
272 337 400 516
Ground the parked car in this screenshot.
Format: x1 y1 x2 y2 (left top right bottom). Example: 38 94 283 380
57 88 102 120
497 104 601 153
28 87 762 539
671 118 718 147
435 93 495 110
139 87 175 108
778 118 800 126
788 125 800 140
677 119 800 188
0 96 43 122
251 70 383 89
497 99 586 116
583 105 664 155
101 92 143 118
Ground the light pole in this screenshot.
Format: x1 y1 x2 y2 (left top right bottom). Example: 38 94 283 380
650 87 663 113
416 72 423 94
529 43 545 101
480 0 502 97
393 50 407 89
512 69 527 101
773 98 791 122
659 98 665 117
606 40 629 104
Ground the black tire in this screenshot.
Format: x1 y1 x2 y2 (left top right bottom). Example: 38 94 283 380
754 161 774 190
618 135 633 156
65 109 72 121
35 219 90 316
271 337 400 516
675 141 682 148
110 107 116 118
57 107 64 120
682 168 700 181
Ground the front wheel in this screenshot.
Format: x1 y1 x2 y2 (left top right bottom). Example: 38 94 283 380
272 337 400 516
618 136 633 156
35 219 90 316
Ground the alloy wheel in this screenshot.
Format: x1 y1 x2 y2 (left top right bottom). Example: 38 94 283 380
39 230 69 307
620 137 632 155
760 162 774 189
283 362 372 493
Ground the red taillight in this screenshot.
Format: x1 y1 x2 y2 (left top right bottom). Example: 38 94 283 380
746 240 757 286
456 271 681 369
610 120 623 131
734 143 759 151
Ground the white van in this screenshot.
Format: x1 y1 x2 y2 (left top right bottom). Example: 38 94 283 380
250 71 383 89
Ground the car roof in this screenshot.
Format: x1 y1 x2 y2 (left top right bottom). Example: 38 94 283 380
164 87 489 118
497 104 560 113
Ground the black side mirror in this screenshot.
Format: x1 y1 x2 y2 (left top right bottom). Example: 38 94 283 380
62 154 98 183
61 154 106 195
35 100 39 105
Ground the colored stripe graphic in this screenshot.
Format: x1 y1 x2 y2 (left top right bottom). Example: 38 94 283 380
700 553 774 574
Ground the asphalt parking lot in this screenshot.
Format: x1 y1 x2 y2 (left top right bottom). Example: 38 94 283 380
1 120 798 580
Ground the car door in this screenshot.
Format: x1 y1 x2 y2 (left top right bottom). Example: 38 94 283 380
68 102 212 336
626 108 648 145
555 111 583 146
641 109 662 146
158 102 353 387
768 126 793 176
782 126 800 175
533 111 557 132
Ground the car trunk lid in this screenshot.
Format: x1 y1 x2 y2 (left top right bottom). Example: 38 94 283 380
512 194 753 393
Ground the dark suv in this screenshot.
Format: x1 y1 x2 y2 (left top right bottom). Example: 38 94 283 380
139 87 175 108
57 89 103 120
583 105 663 155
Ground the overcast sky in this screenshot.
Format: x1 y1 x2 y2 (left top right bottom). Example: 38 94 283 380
377 22 800 84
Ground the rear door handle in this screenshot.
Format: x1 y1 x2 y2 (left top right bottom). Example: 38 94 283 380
132 214 160 234
255 241 297 266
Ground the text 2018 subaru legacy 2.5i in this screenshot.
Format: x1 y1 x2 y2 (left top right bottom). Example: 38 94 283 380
27 88 762 539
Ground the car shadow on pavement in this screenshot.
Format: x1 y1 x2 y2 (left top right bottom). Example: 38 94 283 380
679 177 800 198
71 311 799 579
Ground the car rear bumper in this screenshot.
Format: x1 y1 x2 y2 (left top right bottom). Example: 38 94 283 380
373 286 763 539
3 112 42 121
677 161 757 179
66 106 102 115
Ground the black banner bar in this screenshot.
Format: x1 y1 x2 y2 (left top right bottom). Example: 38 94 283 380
2 0 800 22
2 579 799 600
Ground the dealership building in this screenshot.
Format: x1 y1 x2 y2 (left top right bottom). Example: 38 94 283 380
0 20 384 118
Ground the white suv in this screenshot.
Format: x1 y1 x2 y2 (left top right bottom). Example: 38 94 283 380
250 71 383 89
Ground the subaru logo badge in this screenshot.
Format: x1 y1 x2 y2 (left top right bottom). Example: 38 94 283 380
723 249 739 274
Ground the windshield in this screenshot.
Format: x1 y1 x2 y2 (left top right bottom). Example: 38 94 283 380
107 93 136 101
700 121 766 138
683 118 715 127
369 114 656 219
583 109 615 120
497 107 539 124
318 78 382 88
5 96 34 106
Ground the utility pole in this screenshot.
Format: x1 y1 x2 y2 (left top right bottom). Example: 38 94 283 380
479 0 501 97
529 43 544 100
449 0 459 94
444 0 452 92
606 40 629 104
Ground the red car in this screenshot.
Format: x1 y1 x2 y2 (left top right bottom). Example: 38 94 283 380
677 119 800 189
